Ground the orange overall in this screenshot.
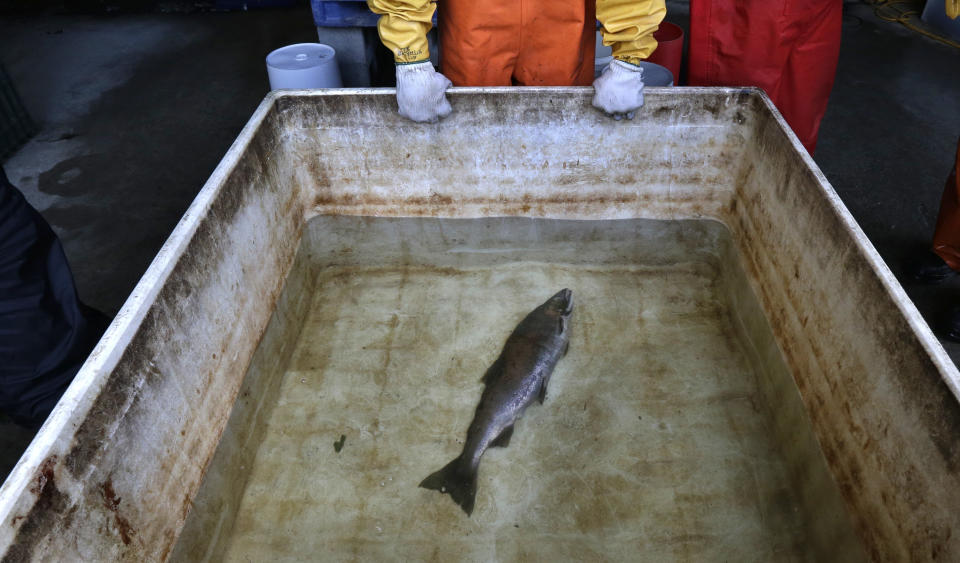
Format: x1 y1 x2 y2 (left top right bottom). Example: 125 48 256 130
933 138 960 270
439 0 598 86
368 0 666 86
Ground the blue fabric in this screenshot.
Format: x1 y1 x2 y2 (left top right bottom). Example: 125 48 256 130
0 168 108 428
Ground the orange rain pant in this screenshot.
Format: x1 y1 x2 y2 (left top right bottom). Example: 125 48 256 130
438 0 597 86
687 0 842 154
933 138 960 270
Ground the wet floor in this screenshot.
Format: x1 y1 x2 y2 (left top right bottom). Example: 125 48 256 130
177 217 864 562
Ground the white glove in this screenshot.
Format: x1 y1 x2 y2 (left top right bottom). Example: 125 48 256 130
395 62 453 123
592 59 645 120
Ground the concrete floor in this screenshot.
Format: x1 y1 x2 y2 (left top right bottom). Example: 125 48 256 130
0 3 958 478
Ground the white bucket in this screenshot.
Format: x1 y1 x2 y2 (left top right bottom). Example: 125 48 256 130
266 43 342 89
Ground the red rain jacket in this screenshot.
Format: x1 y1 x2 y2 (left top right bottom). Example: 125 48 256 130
688 0 843 154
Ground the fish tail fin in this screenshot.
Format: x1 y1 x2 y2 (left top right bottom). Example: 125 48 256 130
419 456 477 516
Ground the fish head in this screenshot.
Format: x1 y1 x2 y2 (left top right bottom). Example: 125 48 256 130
519 289 575 341
544 288 574 320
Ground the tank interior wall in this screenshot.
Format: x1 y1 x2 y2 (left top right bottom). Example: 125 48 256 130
0 107 310 560
715 233 863 561
727 96 960 560
272 90 752 221
170 232 317 561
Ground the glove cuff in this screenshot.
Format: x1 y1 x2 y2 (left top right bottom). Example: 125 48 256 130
396 61 434 72
611 59 644 72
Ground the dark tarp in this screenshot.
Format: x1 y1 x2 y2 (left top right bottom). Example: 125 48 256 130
0 168 108 428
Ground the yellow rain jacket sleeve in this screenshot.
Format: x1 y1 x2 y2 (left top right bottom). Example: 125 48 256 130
948 0 958 19
367 0 434 63
597 0 667 66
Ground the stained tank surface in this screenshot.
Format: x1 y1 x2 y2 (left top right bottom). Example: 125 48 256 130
173 217 863 561
0 89 958 561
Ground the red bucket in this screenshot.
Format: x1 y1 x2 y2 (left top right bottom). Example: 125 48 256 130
646 22 684 85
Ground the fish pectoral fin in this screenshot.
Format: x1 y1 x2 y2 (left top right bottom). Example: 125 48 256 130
537 379 548 404
481 358 504 386
491 425 514 448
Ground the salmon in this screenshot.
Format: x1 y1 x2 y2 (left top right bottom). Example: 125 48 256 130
419 288 574 515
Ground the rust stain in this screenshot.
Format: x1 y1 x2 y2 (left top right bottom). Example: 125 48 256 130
310 189 726 220
159 529 176 562
1 455 78 562
29 456 57 496
101 478 135 546
180 492 194 522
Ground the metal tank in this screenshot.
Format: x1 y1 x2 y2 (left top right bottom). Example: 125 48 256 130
0 89 957 561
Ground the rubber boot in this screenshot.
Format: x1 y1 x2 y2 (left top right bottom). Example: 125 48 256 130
907 250 960 283
945 306 960 343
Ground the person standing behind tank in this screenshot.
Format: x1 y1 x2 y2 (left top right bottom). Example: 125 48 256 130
366 0 667 122
909 138 960 341
686 0 843 155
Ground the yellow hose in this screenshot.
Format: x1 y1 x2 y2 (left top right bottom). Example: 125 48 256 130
868 0 960 49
